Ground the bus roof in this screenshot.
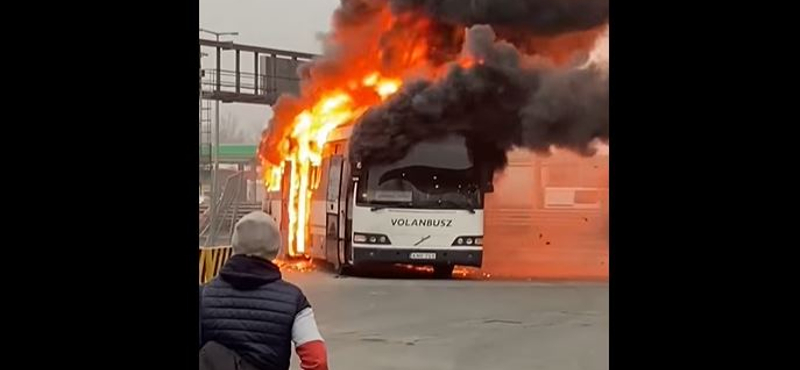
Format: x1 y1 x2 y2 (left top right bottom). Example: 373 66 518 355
328 126 353 142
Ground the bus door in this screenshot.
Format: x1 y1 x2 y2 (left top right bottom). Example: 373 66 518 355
279 160 291 257
325 155 344 265
339 160 352 265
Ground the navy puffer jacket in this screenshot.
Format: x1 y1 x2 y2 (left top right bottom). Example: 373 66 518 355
200 255 309 370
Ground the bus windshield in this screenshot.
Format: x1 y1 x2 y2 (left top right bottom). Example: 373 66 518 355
356 135 482 210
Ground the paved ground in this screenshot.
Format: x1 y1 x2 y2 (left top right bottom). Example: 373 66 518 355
283 267 608 370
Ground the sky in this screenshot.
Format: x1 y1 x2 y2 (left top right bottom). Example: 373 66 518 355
199 0 340 144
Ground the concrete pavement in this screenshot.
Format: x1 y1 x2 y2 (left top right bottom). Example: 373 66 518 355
284 269 608 370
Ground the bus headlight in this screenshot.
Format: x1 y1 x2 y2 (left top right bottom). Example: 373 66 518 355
452 236 483 246
354 233 391 245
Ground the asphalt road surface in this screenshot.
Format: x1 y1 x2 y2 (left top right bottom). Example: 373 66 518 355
284 266 608 370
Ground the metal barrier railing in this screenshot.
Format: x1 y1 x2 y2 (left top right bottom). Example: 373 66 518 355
199 246 233 284
200 171 245 246
201 69 300 97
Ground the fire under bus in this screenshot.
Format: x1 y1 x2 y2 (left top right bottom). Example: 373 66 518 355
263 126 494 277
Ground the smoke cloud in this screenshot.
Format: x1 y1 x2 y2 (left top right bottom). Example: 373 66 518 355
259 0 609 171
349 25 608 172
389 0 609 35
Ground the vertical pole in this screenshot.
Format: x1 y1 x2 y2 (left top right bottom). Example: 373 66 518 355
235 50 240 94
254 52 259 95
210 35 222 246
199 46 203 198
271 54 278 94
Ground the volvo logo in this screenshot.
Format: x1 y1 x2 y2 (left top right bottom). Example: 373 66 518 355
413 235 431 246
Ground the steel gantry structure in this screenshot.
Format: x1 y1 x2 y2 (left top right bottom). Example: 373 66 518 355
199 37 317 245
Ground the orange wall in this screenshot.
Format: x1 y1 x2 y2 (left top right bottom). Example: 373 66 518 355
483 149 609 280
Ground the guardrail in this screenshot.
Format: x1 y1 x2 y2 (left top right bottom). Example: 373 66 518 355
199 245 233 284
200 171 245 246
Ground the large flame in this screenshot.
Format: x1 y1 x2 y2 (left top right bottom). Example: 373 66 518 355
257 7 457 256
272 73 405 256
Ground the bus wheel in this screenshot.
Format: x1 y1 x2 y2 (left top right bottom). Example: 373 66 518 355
337 263 353 276
433 265 454 279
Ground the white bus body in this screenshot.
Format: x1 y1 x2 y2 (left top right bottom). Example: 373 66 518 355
268 126 491 276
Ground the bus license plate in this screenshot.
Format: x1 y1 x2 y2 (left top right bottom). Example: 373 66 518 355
409 252 436 260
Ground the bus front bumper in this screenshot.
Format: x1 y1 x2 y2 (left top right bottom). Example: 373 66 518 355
352 245 483 267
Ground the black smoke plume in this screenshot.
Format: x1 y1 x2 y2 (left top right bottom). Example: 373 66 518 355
349 25 608 172
389 0 609 35
259 0 608 169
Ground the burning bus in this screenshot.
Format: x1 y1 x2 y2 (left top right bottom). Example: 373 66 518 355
264 125 493 277
257 1 609 278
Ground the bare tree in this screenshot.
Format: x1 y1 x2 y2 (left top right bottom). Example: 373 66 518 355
219 112 263 144
219 112 245 144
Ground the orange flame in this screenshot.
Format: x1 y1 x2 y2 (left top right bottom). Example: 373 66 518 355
274 258 316 273
264 164 283 192
258 6 476 257
277 73 404 256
